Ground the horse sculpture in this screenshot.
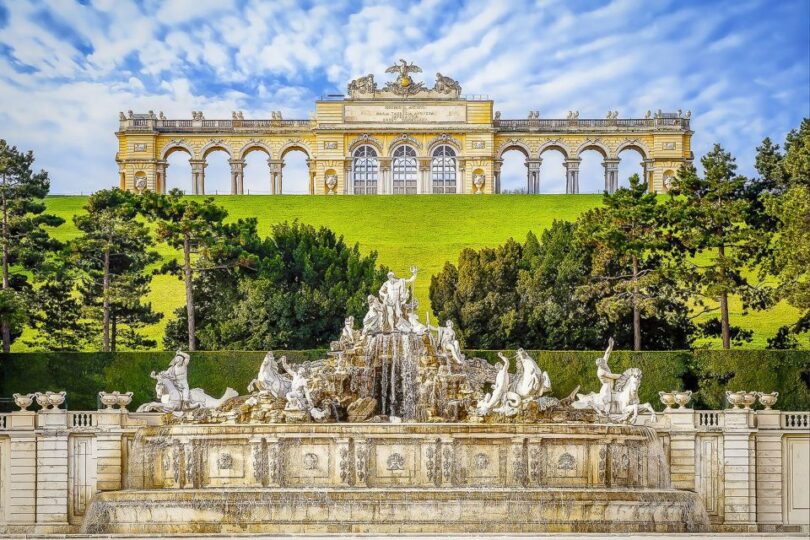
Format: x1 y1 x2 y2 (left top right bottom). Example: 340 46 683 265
247 351 292 399
573 367 656 424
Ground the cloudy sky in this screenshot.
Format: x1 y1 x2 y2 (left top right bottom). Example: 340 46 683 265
1 0 808 194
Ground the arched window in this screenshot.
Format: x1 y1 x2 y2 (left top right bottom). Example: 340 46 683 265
352 146 378 194
392 145 417 194
431 145 457 193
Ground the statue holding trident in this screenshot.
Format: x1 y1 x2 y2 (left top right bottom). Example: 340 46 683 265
378 266 417 332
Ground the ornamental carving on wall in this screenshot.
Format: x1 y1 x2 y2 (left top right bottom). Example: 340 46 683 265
386 453 405 471
349 134 383 153
428 133 461 152
390 133 422 151
303 452 319 470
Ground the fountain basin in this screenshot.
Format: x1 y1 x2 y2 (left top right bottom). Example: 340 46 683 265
83 487 708 534
82 422 709 533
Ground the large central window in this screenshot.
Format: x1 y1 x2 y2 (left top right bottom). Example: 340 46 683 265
431 145 457 193
352 146 378 194
392 145 417 194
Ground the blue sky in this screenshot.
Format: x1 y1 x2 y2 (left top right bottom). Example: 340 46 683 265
0 0 808 194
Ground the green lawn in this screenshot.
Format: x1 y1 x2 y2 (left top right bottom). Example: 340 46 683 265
11 194 802 351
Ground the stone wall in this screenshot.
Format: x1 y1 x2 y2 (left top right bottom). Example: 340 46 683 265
0 407 807 534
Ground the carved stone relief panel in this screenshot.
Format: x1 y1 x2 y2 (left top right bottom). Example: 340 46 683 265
283 439 331 485
544 443 588 486
372 442 419 485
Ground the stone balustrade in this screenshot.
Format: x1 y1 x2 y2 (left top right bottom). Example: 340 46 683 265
0 403 807 534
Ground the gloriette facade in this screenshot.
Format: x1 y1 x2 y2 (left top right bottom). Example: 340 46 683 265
116 60 693 195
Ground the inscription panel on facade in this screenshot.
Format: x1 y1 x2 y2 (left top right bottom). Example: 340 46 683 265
344 103 466 124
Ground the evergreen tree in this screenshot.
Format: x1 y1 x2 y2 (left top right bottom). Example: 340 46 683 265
576 174 682 350
0 140 63 352
668 144 765 349
72 189 161 351
26 266 89 351
141 190 256 350
762 119 810 343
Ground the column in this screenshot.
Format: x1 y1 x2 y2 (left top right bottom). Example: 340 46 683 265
667 408 698 491
306 160 315 195
94 410 124 492
228 159 245 195
526 159 542 194
35 409 70 531
723 409 757 527
754 410 783 527
564 158 581 194
603 158 620 193
493 159 503 194
268 159 283 195
155 161 168 194
189 160 206 195
6 412 37 528
642 159 655 192
379 157 392 195
419 158 431 194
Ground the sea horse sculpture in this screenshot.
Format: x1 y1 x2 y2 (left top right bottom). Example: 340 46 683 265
247 351 292 399
476 353 510 416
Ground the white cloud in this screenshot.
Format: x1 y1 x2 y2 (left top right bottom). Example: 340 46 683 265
0 0 807 193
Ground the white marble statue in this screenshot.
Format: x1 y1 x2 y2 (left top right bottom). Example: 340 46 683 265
407 313 428 335
341 316 357 346
492 349 552 416
434 320 464 365
362 294 384 336
378 267 417 331
573 339 657 423
247 351 292 398
137 351 237 414
283 363 327 420
476 353 510 416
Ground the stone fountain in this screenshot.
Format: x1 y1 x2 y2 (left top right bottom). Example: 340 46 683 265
81 269 708 534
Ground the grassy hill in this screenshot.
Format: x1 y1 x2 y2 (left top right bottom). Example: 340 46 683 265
11 194 802 351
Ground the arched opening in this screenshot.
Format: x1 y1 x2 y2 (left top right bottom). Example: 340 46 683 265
578 148 606 194
617 147 645 190
431 145 457 194
164 148 192 194
243 148 271 194
203 148 231 195
392 145 417 194
499 148 528 194
281 149 309 194
352 145 379 195
538 148 566 194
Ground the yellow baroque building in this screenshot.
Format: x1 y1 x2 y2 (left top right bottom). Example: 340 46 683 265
116 61 693 195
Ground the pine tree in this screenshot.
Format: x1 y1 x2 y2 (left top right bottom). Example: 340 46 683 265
668 144 765 349
26 267 89 351
0 140 63 352
72 189 161 351
577 174 684 350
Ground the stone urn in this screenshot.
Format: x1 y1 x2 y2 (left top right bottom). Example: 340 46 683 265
725 390 745 409
12 393 36 411
658 391 676 411
99 391 120 410
117 392 134 411
47 391 66 410
674 390 693 409
34 392 50 409
741 391 758 410
757 391 779 410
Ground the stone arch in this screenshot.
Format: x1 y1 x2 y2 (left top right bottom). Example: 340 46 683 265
348 134 383 154
537 141 570 160
238 140 272 160
497 139 530 159
160 140 194 160
575 140 610 159
427 134 461 155
615 139 650 160
388 134 422 156
200 140 232 159
279 140 312 160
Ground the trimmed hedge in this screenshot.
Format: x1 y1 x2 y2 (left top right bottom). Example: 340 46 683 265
1 350 808 412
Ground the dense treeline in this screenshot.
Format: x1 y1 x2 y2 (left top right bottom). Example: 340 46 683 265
0 119 808 352
431 120 810 351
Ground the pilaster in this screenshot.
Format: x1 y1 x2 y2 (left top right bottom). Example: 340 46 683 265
755 410 784 526
666 409 697 490
723 409 757 528
35 411 70 531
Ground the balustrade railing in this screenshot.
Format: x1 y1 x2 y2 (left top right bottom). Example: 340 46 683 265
781 412 810 430
72 412 96 428
696 411 724 428
493 117 690 131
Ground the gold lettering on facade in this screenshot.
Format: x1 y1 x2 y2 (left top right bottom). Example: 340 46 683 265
344 104 466 124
